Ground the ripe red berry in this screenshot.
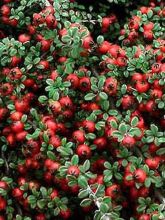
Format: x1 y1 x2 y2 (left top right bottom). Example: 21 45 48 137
0 197 6 211
66 73 79 89
72 130 85 143
50 189 59 199
122 135 135 148
12 188 23 198
93 137 107 150
105 184 120 199
18 34 31 43
82 36 93 49
60 209 71 219
49 135 61 148
45 14 57 28
0 181 8 190
82 120 95 133
35 213 46 220
138 214 150 220
121 95 135 109
76 144 91 158
104 77 118 95
102 17 110 29
67 165 80 176
145 157 160 169
136 81 150 93
98 41 111 54
15 99 30 113
38 60 50 70
134 169 147 183
1 5 10 16
11 121 24 133
79 77 91 92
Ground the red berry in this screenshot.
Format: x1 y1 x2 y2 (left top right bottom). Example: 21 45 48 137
82 120 95 133
98 41 111 54
72 130 85 143
93 137 107 150
67 165 80 176
134 169 147 183
0 197 6 211
145 157 160 169
105 184 120 199
122 135 135 148
35 213 46 220
60 209 71 219
136 81 150 93
18 34 31 43
12 188 23 198
1 5 10 16
138 214 150 220
76 144 91 158
79 77 91 92
50 189 59 199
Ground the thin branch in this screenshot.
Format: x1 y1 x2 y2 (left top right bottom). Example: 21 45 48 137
91 66 99 77
81 20 98 25
155 190 165 203
87 186 111 220
15 202 23 216
44 0 52 6
1 150 9 175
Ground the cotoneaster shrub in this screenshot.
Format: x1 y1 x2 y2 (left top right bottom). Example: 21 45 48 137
0 0 164 220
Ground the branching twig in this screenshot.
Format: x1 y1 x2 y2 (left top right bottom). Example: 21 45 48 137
82 20 98 25
134 147 144 158
155 190 165 203
87 185 111 220
44 0 52 6
91 66 99 77
15 202 23 216
1 150 9 175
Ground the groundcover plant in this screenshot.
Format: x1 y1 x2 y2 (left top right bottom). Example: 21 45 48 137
0 0 165 219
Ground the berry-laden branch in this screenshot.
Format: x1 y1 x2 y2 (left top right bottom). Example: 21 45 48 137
87 185 112 220
0 0 164 219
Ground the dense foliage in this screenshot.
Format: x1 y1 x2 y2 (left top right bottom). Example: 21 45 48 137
0 0 164 219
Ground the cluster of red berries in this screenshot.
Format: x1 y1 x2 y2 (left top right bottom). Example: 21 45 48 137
0 0 164 219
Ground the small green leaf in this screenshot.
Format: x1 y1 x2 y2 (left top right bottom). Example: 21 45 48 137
110 120 118 129
144 178 151 187
82 160 90 171
158 101 165 109
84 93 96 101
53 91 59 101
137 204 146 213
38 95 48 104
80 198 92 207
71 155 79 165
156 148 165 155
97 35 104 44
40 187 47 197
118 123 127 134
47 151 56 160
37 199 46 209
100 203 109 213
99 92 108 100
121 84 127 95
98 76 106 89
150 124 158 135
131 117 139 127
78 189 89 199
28 195 36 204
7 104 14 110
78 176 88 188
